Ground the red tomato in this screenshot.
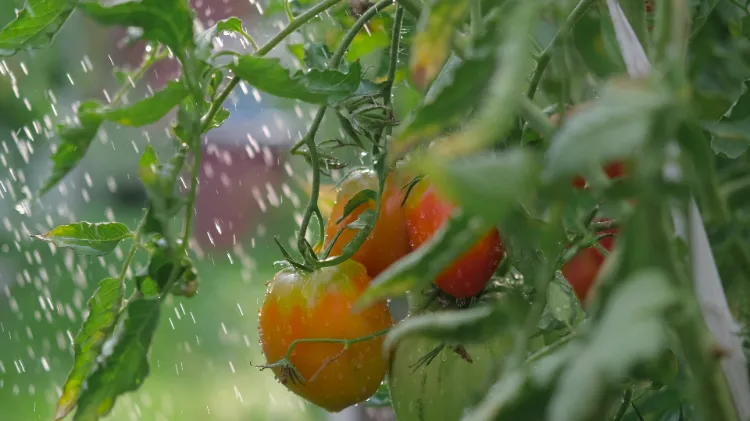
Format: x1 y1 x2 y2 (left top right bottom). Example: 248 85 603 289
562 221 618 302
258 260 394 412
404 182 504 298
322 169 410 277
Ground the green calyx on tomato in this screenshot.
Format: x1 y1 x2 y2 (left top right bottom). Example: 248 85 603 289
258 260 394 412
404 180 505 299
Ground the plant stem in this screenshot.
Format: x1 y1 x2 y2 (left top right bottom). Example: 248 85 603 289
526 0 595 99
290 0 394 263
470 0 482 38
613 388 633 421
519 95 555 140
117 209 150 294
111 46 168 105
258 0 344 57
383 6 405 110
395 0 421 17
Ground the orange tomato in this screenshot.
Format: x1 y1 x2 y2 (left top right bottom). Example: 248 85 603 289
258 260 393 412
322 169 410 277
404 181 504 298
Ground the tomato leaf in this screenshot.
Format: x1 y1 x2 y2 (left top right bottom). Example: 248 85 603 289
548 269 678 421
336 188 377 224
32 222 132 255
0 0 79 56
356 211 490 309
707 80 750 159
392 54 497 161
73 298 161 421
572 12 625 78
53 277 123 421
79 0 195 54
409 0 470 89
384 298 528 352
416 148 540 224
538 273 584 334
230 56 362 104
136 240 198 298
100 81 189 126
39 82 187 196
40 101 103 195
544 78 669 181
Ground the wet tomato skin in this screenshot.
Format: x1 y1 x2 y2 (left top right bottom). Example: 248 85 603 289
562 221 618 302
404 182 504 298
323 169 410 278
258 260 394 412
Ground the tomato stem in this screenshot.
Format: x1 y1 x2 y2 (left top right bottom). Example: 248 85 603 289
526 0 596 99
256 328 392 383
612 387 633 421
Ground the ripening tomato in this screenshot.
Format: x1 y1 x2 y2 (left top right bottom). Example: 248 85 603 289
404 181 504 298
322 169 410 278
258 260 394 412
562 221 618 302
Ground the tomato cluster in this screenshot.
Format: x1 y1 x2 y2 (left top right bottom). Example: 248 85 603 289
259 152 620 410
258 169 506 411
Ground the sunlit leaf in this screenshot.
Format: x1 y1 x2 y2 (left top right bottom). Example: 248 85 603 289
74 298 161 421
549 269 678 421
102 81 188 126
231 56 362 104
0 0 79 56
410 0 469 89
356 211 490 309
33 222 132 255
53 277 123 421
79 0 195 54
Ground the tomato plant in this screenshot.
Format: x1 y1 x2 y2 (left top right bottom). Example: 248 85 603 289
258 260 393 412
404 181 504 298
6 0 750 421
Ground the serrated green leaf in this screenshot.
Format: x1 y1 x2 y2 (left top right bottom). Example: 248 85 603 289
40 101 103 195
101 81 188 126
544 79 669 181
73 298 161 421
572 12 624 78
0 0 79 57
136 240 198 298
33 222 132 255
230 56 362 104
79 0 195 54
549 269 678 421
53 277 123 421
356 211 489 309
410 0 470 89
538 273 583 333
416 148 540 224
392 54 496 157
39 82 187 196
303 42 335 71
709 80 750 159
